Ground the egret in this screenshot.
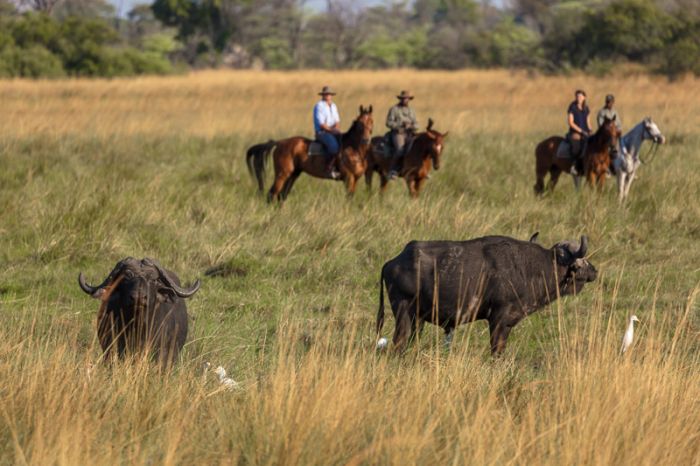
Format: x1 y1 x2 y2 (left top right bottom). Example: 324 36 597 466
620 315 640 354
376 337 388 350
214 366 240 390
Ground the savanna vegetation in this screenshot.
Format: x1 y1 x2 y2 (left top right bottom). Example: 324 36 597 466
0 70 699 464
2 0 700 77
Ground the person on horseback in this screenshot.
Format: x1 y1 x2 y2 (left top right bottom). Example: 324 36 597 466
387 90 418 180
567 89 592 176
596 94 623 174
313 86 341 179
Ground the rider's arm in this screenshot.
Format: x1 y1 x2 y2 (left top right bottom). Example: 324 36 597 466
596 110 605 128
386 107 400 130
568 112 582 133
409 108 418 130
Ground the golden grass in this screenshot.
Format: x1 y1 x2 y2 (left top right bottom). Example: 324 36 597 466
1 69 698 138
0 70 699 465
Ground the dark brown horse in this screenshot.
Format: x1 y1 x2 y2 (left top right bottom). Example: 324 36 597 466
366 118 448 198
247 106 373 202
534 116 619 194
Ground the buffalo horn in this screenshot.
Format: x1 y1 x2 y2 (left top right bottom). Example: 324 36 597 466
577 236 588 258
152 263 201 298
78 271 112 298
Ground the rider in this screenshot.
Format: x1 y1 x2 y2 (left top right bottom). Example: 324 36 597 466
596 94 623 173
313 85 341 179
387 90 418 179
567 89 592 176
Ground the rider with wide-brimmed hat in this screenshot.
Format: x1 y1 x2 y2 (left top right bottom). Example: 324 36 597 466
387 90 418 179
313 85 341 179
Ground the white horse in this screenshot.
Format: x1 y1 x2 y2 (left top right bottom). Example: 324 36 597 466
615 118 666 202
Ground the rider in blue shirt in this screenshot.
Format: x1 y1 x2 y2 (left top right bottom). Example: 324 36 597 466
567 89 592 175
313 86 341 179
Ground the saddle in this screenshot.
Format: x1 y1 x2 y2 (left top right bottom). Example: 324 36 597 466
308 141 329 157
556 135 588 160
374 131 415 159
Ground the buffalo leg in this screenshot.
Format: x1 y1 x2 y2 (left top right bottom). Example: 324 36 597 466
488 319 513 355
392 300 415 353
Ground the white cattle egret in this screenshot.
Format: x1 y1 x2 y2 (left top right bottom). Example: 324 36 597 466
376 337 388 350
214 366 240 390
620 315 640 354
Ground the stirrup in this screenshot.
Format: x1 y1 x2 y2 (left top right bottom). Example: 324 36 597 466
388 170 398 180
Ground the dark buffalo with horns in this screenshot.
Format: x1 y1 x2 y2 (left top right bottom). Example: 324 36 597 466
78 257 200 365
376 235 597 354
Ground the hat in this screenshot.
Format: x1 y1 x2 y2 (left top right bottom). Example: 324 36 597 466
396 90 414 100
318 86 336 96
605 94 615 102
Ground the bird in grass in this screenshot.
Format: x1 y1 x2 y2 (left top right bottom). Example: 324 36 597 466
376 337 388 350
214 365 240 391
620 315 640 354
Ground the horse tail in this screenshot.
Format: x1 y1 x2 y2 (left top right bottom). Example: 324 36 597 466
246 140 276 193
376 264 387 335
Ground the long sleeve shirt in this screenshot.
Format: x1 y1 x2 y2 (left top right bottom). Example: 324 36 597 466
386 104 417 131
597 107 622 129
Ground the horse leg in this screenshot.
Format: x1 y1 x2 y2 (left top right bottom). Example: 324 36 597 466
415 177 427 197
617 172 626 203
624 170 637 199
597 169 606 191
281 169 302 200
345 175 357 198
406 178 418 198
364 167 373 192
268 172 290 203
547 167 562 192
379 173 389 194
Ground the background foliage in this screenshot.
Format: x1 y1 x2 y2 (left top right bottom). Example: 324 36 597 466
0 0 699 77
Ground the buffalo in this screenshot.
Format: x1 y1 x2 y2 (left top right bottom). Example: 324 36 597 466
78 257 200 366
376 235 597 354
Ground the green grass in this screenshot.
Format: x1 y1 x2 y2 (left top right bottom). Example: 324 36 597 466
0 72 698 464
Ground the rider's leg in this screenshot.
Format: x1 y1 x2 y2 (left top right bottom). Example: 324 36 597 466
318 132 341 178
569 132 582 175
388 131 405 179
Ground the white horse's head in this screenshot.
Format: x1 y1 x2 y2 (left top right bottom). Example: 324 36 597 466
643 118 665 144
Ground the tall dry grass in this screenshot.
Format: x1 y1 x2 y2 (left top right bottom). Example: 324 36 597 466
1 290 698 465
0 70 699 465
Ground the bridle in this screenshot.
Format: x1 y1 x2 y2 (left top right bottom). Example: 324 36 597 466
640 123 661 164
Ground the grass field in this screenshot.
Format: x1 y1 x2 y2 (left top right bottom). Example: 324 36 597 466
0 70 699 465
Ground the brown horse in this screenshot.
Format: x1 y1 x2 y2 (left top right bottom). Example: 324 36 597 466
366 118 448 198
534 116 619 194
247 106 373 202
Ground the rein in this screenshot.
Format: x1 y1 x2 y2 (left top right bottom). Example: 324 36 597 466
640 141 659 164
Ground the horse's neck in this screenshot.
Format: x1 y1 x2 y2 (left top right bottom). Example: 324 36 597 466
407 134 431 161
622 123 645 156
342 122 362 147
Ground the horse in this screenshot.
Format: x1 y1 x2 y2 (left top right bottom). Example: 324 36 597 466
365 118 448 198
583 116 620 190
534 116 619 195
615 118 665 203
246 105 374 202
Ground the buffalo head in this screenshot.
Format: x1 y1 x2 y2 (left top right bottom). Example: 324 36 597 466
78 257 200 364
552 236 597 295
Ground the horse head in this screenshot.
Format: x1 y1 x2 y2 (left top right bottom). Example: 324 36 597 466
424 118 448 170
643 117 665 144
595 116 619 150
356 105 374 146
